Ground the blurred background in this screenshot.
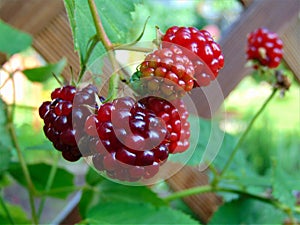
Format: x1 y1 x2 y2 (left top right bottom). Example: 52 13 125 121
0 0 299 224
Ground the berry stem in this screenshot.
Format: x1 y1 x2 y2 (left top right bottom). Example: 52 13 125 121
104 72 119 102
37 153 59 219
164 184 294 216
6 76 38 224
37 184 95 196
0 189 15 224
113 16 151 53
87 0 124 93
7 116 38 225
87 0 112 51
78 36 98 83
219 88 278 178
114 45 153 53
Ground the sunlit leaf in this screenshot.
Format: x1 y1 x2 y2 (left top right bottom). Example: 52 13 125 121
22 58 67 83
0 20 32 55
8 163 74 199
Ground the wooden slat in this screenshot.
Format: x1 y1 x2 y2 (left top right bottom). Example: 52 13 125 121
191 0 300 118
281 18 300 83
0 53 7 65
33 11 80 81
0 0 64 36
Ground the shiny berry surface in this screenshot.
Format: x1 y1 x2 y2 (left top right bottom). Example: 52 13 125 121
246 27 283 68
140 96 190 154
85 96 169 181
162 26 224 87
39 84 101 162
137 45 195 99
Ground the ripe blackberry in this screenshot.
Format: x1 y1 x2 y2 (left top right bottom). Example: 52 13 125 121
39 84 101 161
162 26 224 87
133 45 195 99
85 97 169 181
246 27 283 69
140 96 190 154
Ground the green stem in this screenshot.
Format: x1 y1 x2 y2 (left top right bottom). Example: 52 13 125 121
87 0 122 95
0 189 15 224
37 185 93 196
6 77 38 224
37 154 59 219
104 73 120 102
88 0 112 51
0 76 10 90
164 184 291 215
219 88 278 177
114 45 152 53
164 185 213 202
78 36 98 83
8 104 37 110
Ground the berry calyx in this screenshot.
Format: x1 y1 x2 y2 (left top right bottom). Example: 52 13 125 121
133 45 195 99
162 26 224 87
246 27 283 69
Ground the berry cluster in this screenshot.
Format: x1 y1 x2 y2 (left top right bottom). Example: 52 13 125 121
39 85 80 161
39 85 101 161
39 25 225 182
162 26 224 87
246 27 283 69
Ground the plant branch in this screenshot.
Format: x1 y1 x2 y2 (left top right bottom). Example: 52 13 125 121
78 36 98 83
0 189 15 224
164 185 213 202
114 45 153 53
164 184 292 215
88 0 112 51
6 77 38 224
87 0 123 94
0 76 10 90
219 88 278 177
37 185 95 196
37 153 59 219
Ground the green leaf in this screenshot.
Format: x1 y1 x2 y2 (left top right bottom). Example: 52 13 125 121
0 99 12 175
8 163 74 199
63 0 76 42
22 58 67 83
0 20 32 55
0 143 11 175
187 116 237 170
80 178 166 217
85 168 104 186
85 202 200 225
0 174 12 188
0 201 30 224
63 0 140 68
79 189 94 218
97 180 166 207
272 161 296 207
209 198 286 224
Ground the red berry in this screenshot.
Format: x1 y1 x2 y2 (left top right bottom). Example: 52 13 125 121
135 45 195 99
140 96 190 154
39 84 103 162
246 27 283 69
86 96 169 181
162 26 224 87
